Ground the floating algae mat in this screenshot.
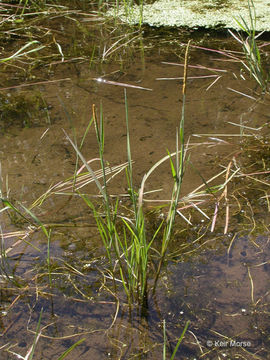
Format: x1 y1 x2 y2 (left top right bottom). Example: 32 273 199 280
108 0 270 30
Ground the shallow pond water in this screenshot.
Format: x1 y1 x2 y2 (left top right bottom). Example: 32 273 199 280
0 3 270 359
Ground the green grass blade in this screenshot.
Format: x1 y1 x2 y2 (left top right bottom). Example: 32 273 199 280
57 338 86 360
47 229 52 287
167 149 176 180
163 319 167 360
63 130 106 198
1 198 34 225
0 41 45 63
147 219 164 251
124 88 137 212
27 308 43 360
170 321 190 360
19 203 49 238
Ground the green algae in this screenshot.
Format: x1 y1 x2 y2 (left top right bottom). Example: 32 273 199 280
108 0 270 30
0 91 48 130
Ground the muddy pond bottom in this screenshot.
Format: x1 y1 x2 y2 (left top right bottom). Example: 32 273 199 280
0 224 269 359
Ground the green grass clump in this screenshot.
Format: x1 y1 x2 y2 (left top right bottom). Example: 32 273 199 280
65 42 190 308
231 0 269 92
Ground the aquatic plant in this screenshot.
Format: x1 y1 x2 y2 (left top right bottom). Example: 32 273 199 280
0 41 45 64
163 319 190 360
63 42 190 308
230 0 269 92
